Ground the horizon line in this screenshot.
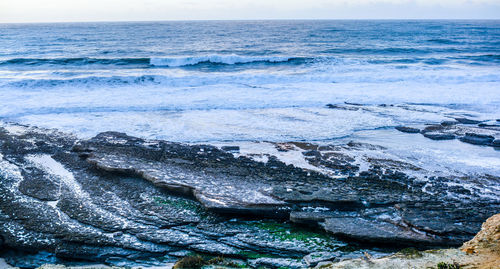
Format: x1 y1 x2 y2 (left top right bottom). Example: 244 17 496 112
2 18 500 24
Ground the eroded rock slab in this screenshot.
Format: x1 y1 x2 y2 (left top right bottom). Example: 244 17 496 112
0 124 346 268
1 123 499 268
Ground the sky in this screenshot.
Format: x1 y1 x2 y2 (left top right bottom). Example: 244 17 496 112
1 0 500 23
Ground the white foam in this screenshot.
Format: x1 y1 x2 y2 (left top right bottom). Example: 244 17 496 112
2 124 27 136
150 54 291 67
14 107 393 142
47 200 58 208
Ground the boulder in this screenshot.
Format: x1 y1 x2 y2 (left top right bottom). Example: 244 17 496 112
395 126 420 133
423 133 455 140
421 124 445 133
454 118 482 124
459 133 495 146
440 120 458 126
220 146 240 153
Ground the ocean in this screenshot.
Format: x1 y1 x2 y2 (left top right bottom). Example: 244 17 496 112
0 20 499 143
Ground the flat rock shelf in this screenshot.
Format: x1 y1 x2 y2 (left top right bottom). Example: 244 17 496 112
0 123 499 268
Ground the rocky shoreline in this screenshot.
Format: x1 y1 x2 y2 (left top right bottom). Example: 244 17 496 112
0 121 499 268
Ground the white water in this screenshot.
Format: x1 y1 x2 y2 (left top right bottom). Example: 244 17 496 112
150 54 292 67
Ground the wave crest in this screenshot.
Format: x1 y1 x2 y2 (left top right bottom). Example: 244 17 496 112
149 54 296 67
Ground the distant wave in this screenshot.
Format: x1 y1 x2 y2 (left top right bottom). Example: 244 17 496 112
0 55 305 68
427 39 460 45
0 57 151 66
1 53 498 69
149 54 300 67
453 54 500 64
322 48 433 55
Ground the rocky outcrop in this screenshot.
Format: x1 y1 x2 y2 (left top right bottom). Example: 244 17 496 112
395 126 420 133
0 125 347 267
0 123 499 268
317 213 500 269
423 133 456 140
461 213 500 269
314 249 472 269
460 133 495 146
395 118 499 148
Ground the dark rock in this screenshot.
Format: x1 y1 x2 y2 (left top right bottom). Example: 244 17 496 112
478 123 500 128
291 142 320 151
301 150 358 175
441 121 458 126
460 133 495 146
326 104 359 111
302 150 321 157
395 126 420 134
303 251 339 266
423 133 456 140
321 217 444 246
2 251 59 268
274 142 296 151
71 144 94 153
18 167 61 201
454 118 482 124
492 139 500 148
422 125 445 133
346 141 386 150
344 102 364 106
221 146 240 153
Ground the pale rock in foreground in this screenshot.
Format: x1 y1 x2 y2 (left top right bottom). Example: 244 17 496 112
461 213 500 269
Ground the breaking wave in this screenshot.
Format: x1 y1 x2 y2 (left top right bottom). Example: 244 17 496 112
149 54 301 67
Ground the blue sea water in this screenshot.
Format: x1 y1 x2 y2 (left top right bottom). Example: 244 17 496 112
0 20 499 142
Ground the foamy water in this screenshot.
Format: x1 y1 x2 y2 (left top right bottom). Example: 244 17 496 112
0 21 499 144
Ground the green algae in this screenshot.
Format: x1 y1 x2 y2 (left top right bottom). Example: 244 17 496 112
436 262 460 269
399 247 424 258
240 220 345 252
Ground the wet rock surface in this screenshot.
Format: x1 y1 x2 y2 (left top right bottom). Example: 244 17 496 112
460 133 495 145
0 123 499 268
319 213 500 269
395 117 500 148
395 126 420 133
